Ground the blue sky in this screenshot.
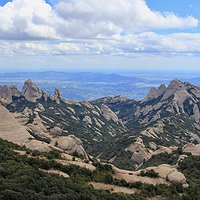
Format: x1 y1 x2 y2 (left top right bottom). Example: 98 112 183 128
0 0 200 72
147 0 200 33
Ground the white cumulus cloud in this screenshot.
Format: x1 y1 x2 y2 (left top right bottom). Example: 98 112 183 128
0 0 198 40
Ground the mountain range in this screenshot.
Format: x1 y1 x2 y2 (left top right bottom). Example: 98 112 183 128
1 78 200 199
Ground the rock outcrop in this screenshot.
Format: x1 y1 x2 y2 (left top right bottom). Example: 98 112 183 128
136 80 200 125
183 143 200 156
0 85 20 104
54 88 62 98
83 116 92 124
21 79 43 102
0 104 33 145
55 135 88 159
142 164 187 185
126 138 150 164
101 104 119 123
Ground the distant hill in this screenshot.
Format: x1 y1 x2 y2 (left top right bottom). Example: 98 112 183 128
0 71 144 82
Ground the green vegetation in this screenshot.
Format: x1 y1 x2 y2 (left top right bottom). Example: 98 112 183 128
179 156 200 200
142 151 181 169
140 170 159 178
1 139 200 200
0 139 143 200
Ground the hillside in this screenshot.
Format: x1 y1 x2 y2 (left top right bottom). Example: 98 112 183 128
1 79 200 169
1 79 200 199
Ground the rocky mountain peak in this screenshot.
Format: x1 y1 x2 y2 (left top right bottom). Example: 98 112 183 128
137 80 200 125
21 79 43 102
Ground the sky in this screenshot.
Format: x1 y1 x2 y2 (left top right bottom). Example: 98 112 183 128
0 0 200 72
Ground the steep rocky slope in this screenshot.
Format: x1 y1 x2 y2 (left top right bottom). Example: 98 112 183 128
92 80 200 168
1 79 200 169
1 80 126 158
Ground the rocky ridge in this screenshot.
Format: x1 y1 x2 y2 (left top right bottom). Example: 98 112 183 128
1 79 200 170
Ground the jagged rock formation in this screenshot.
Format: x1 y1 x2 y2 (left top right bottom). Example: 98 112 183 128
2 79 200 171
136 79 200 125
54 88 62 98
0 85 20 104
21 79 43 102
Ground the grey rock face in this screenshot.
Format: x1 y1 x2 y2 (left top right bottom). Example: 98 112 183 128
101 104 119 123
56 135 88 159
0 104 33 145
0 85 20 104
54 88 62 98
21 80 42 102
137 80 200 125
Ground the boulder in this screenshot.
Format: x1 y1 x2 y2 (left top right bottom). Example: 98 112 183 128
83 116 92 124
55 135 88 159
167 171 186 184
50 126 62 135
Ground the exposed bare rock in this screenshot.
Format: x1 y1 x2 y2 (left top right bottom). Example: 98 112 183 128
101 104 119 123
25 139 51 152
13 112 29 126
54 88 62 98
69 100 81 107
42 91 49 102
167 171 186 184
82 100 94 109
22 107 33 117
137 80 200 126
92 110 100 116
53 88 62 104
50 126 62 135
142 87 158 102
55 135 88 159
93 118 102 128
126 138 150 164
83 116 92 124
21 79 42 102
141 122 164 139
0 85 20 104
142 164 187 185
162 79 183 100
149 142 157 150
66 107 75 114
26 119 52 140
183 143 200 156
0 104 33 145
153 146 174 156
37 103 45 112
40 169 69 178
0 97 7 106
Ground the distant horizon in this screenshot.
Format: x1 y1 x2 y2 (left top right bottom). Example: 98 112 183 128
1 69 200 77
